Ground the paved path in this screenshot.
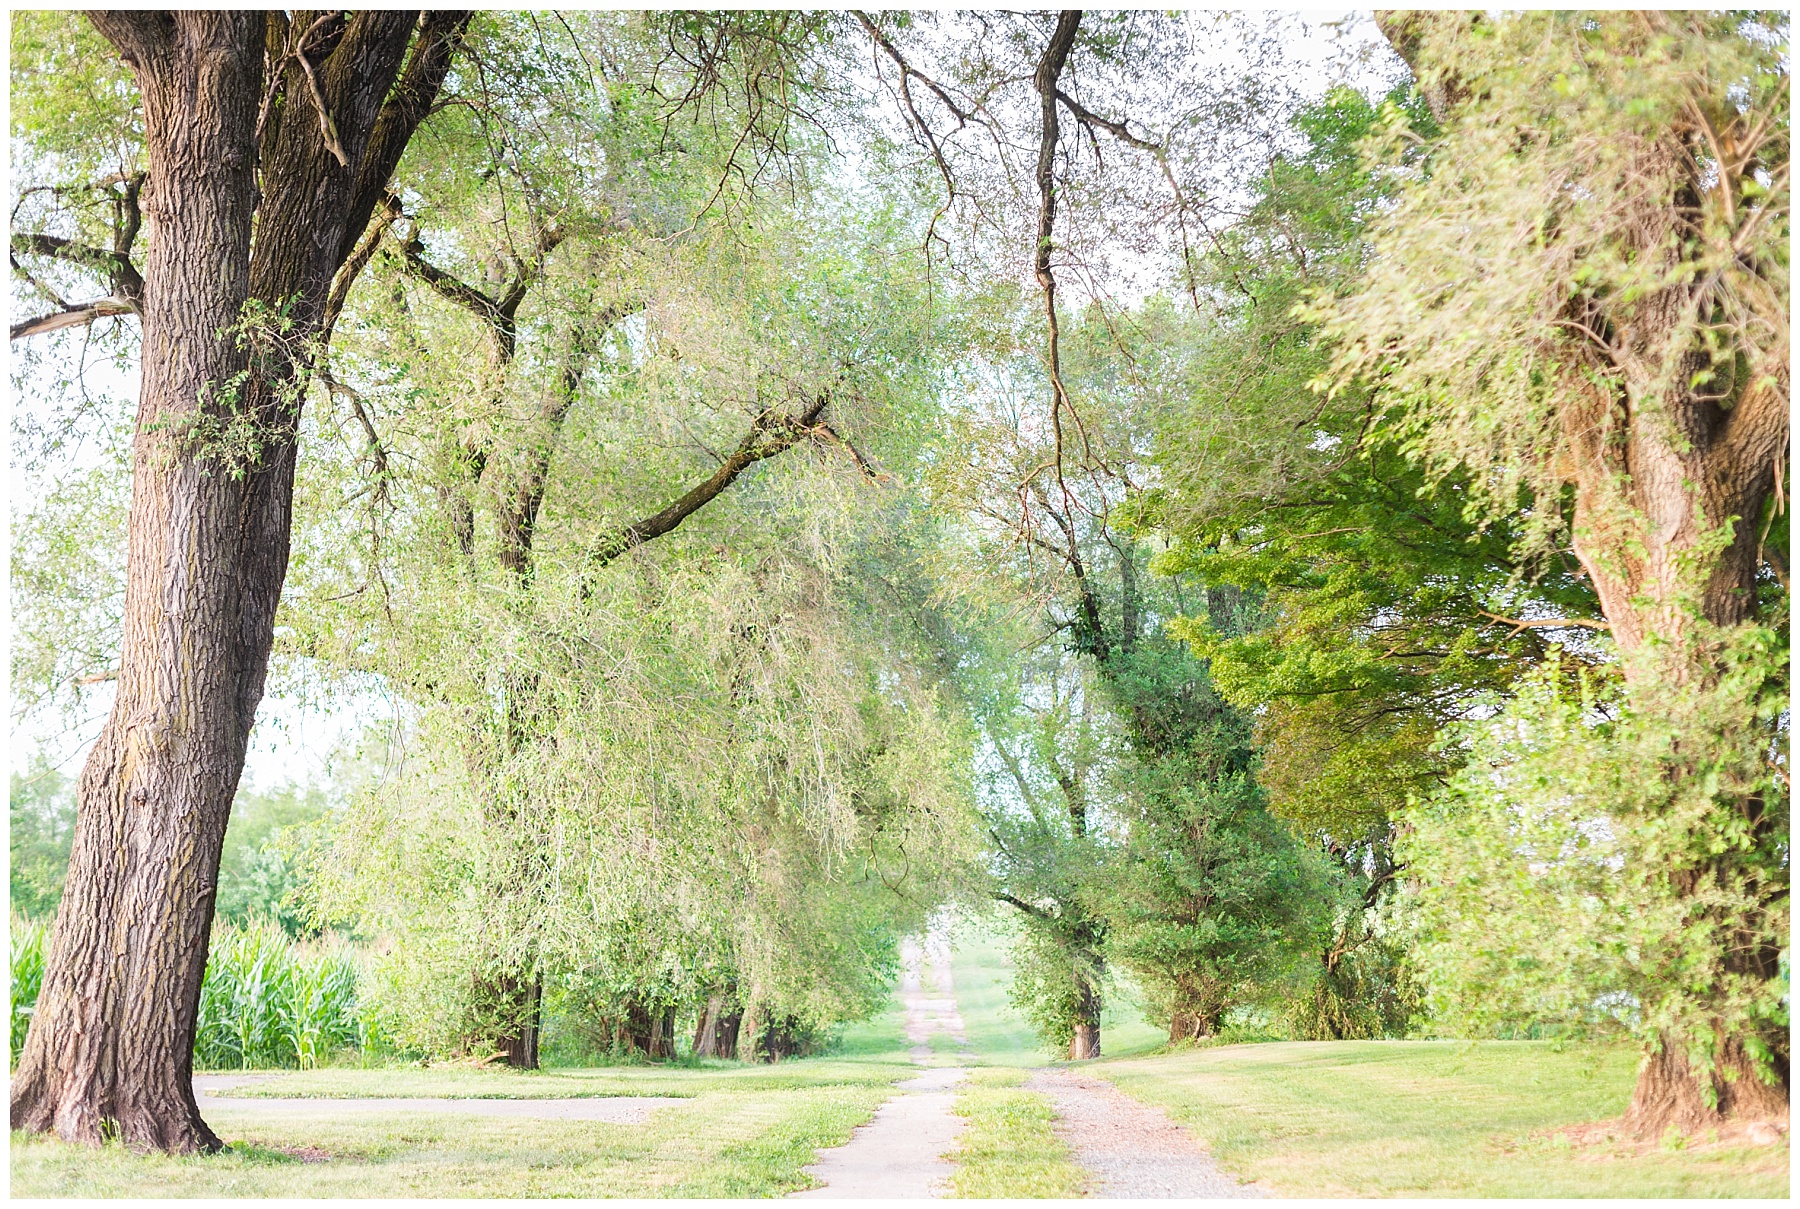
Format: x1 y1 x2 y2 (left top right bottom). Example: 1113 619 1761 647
193 1075 682 1124
1026 1067 1263 1198
901 933 974 1065
792 934 968 1198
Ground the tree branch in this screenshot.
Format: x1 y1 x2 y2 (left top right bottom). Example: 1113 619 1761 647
588 390 834 570
85 10 175 69
993 891 1055 922
340 11 473 270
11 233 144 306
1478 610 1610 635
11 297 136 342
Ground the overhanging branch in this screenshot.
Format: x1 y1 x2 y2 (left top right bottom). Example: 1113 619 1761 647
11 297 136 342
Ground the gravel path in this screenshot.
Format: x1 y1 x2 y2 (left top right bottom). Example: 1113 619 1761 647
193 1075 683 1123
791 934 968 1198
1026 1067 1264 1199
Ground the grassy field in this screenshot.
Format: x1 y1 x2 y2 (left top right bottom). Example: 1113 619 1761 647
1098 1039 1791 1198
13 1080 898 1198
947 918 1163 1066
10 1005 920 1198
945 1066 1085 1198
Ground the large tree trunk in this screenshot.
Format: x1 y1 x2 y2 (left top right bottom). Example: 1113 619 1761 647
1567 357 1787 674
7 14 264 1154
10 11 465 1154
1625 1036 1790 1138
1565 297 1789 1137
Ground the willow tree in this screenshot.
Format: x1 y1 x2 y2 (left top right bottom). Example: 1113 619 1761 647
9 10 468 1154
272 14 980 1064
1321 11 1788 1133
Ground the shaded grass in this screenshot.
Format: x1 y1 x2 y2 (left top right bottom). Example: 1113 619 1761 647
945 1067 1086 1198
1097 1039 1789 1198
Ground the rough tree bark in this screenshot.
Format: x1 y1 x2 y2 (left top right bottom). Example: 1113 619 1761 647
691 993 744 1059
1068 975 1103 1061
10 10 468 1154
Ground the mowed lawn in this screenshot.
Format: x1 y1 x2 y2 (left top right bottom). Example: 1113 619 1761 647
1098 1039 1790 1198
11 1007 919 1198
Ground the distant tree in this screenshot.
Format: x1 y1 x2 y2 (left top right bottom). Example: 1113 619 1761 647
9 768 75 922
1098 634 1325 1042
213 785 333 938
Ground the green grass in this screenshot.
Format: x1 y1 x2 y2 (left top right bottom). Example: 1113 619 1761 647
199 1057 912 1101
13 1022 918 1197
945 1066 1085 1198
946 926 1042 1067
11 1081 893 1197
27 937 1774 1199
1096 1039 1790 1198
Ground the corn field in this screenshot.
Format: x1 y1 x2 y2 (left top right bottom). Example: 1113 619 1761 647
11 917 48 1062
11 916 390 1069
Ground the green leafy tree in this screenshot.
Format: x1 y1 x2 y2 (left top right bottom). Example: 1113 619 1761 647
213 784 333 938
10 768 76 922
1314 11 1789 1132
10 9 469 1152
1151 84 1605 849
1098 634 1326 1042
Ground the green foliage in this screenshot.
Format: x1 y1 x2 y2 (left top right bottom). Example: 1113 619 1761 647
9 766 75 921
1276 889 1417 1042
256 11 983 1060
213 784 333 937
1004 922 1106 1054
1402 632 1790 1082
1309 12 1789 562
193 921 380 1070
1149 84 1603 848
1099 637 1328 1040
8 11 140 176
11 916 49 1064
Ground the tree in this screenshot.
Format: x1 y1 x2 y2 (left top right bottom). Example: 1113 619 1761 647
1099 623 1326 1043
10 767 77 922
1148 84 1604 844
863 9 1311 1061
1319 11 1789 1133
11 11 468 1154
266 13 981 1061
